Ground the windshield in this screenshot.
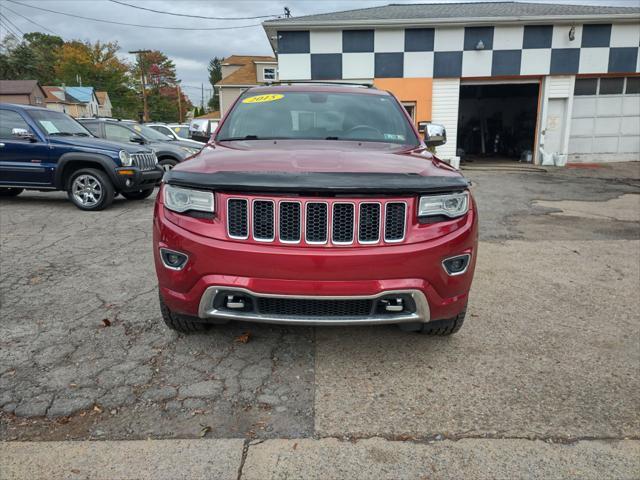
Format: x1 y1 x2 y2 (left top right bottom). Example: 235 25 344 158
216 91 418 146
129 123 173 141
30 110 92 137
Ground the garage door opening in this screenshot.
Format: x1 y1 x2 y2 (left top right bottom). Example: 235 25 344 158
457 82 539 164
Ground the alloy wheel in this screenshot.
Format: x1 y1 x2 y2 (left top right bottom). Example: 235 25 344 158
72 174 103 207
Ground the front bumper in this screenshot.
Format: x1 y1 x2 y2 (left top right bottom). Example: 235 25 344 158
154 201 478 326
115 167 163 192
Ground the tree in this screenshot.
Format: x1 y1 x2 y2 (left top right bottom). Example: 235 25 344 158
0 32 63 83
207 56 222 111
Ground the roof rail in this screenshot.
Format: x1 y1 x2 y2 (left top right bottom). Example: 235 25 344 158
267 80 374 88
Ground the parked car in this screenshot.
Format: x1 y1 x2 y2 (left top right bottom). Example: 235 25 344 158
146 123 202 147
189 118 218 143
79 118 201 172
154 84 478 335
0 104 162 211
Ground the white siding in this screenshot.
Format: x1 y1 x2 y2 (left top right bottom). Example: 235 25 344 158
538 75 575 165
431 78 461 167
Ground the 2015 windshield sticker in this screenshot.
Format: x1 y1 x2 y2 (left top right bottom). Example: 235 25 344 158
242 94 284 104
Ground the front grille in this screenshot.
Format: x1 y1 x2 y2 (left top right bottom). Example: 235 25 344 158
257 297 373 317
226 197 407 246
131 153 156 170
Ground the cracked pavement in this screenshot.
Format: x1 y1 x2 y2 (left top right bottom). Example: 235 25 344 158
1 162 639 478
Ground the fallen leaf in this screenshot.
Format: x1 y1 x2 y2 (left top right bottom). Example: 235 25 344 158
93 405 103 413
199 425 211 437
29 276 41 285
234 331 251 344
293 443 298 450
102 319 112 327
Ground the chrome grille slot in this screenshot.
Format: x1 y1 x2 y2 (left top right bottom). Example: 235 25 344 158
358 203 381 243
131 153 156 170
384 202 406 242
252 200 275 241
279 202 301 243
227 199 248 239
332 203 355 244
305 202 328 244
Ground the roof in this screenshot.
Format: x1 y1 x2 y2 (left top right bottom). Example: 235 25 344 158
0 80 44 96
195 111 220 120
42 86 82 104
64 86 96 103
96 91 109 105
218 55 276 86
264 1 640 26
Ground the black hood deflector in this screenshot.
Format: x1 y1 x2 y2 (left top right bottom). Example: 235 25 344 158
164 170 468 195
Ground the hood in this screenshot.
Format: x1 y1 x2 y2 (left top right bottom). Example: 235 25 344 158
164 138 203 149
146 140 188 156
175 140 459 178
49 135 151 155
166 140 467 195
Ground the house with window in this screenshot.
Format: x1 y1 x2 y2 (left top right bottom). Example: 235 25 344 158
96 91 112 117
217 55 278 115
0 80 46 106
263 1 640 166
42 86 101 118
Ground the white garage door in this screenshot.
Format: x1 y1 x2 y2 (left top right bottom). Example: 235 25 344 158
569 77 640 162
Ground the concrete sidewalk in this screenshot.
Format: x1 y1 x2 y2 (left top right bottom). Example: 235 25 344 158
2 438 639 480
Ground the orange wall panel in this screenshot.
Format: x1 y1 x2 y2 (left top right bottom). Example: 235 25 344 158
373 78 433 124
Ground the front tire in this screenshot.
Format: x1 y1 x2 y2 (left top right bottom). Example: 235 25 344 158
121 188 154 201
159 293 208 333
67 168 114 211
0 188 24 197
399 309 466 335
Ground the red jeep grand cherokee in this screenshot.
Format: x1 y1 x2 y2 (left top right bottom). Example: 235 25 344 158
153 84 478 335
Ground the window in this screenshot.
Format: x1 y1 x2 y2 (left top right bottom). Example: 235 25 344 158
626 77 640 95
599 78 624 95
217 91 419 146
0 110 30 139
83 122 101 136
105 123 135 143
402 102 416 122
574 78 598 96
34 96 43 105
263 67 276 81
30 109 92 137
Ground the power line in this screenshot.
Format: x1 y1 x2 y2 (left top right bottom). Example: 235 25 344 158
0 12 25 36
108 0 281 21
6 1 264 31
2 4 58 36
0 17 22 39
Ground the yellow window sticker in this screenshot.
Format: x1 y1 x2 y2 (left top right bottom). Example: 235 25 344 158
173 127 181 132
242 94 284 104
133 125 142 132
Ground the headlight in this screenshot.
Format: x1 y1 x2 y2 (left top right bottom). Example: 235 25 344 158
164 184 214 214
418 192 469 218
180 146 200 155
118 150 132 166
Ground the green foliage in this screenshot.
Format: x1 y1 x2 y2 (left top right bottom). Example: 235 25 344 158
0 33 63 83
207 56 222 111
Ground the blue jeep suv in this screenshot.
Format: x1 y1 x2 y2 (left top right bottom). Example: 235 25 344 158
0 104 163 211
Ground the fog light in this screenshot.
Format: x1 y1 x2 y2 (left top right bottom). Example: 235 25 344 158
225 295 246 309
126 179 132 187
380 298 404 312
442 254 471 276
160 248 188 270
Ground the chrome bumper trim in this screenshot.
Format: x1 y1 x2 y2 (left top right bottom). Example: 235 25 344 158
197 286 431 326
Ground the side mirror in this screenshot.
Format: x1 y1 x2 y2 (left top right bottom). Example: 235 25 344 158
423 123 447 147
12 128 35 141
130 135 145 144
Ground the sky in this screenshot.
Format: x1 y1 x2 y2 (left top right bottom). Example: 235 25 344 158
0 0 636 105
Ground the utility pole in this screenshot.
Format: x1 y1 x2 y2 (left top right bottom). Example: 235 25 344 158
201 83 204 111
176 84 183 123
129 49 151 122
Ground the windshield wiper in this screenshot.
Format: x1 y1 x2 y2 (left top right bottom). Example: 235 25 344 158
48 132 75 136
73 132 90 137
218 135 261 141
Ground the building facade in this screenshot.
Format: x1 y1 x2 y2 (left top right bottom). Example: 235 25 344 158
0 80 46 106
217 55 278 115
263 2 640 166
